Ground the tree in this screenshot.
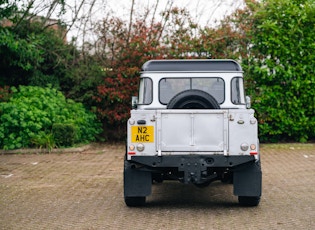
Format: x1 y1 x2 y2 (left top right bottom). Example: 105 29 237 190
0 0 67 86
0 0 17 19
245 0 315 142
93 17 162 139
0 1 105 108
93 6 203 140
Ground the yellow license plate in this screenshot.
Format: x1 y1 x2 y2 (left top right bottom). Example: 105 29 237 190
131 126 154 142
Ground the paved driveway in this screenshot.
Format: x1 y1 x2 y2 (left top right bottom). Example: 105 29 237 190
0 144 314 230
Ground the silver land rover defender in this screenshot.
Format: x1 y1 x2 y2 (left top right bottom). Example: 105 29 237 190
124 59 262 207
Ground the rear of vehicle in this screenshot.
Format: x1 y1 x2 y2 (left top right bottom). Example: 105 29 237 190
124 60 262 207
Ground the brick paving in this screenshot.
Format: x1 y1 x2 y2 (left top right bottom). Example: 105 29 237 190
0 144 314 230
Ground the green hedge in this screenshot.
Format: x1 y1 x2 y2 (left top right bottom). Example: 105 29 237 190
244 0 315 143
0 86 102 150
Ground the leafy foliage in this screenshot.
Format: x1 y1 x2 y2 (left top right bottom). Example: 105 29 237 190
0 26 45 85
245 0 315 142
1 20 67 87
94 17 166 139
52 123 76 147
0 86 101 150
0 0 17 19
0 86 11 102
0 2 102 109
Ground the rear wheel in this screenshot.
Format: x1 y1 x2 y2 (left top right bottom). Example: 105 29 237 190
238 196 260 206
124 196 146 207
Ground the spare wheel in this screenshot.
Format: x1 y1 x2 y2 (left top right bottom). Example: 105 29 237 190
166 89 220 109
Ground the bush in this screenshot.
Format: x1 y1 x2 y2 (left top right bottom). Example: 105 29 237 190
0 86 11 102
244 0 315 143
0 85 102 150
52 123 76 147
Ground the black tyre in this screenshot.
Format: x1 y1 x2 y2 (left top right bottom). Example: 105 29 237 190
238 196 261 207
124 196 146 207
167 89 220 109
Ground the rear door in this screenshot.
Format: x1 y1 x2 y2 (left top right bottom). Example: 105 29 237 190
156 110 228 153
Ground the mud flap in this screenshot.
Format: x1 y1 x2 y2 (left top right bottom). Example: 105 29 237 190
233 162 262 197
124 161 152 197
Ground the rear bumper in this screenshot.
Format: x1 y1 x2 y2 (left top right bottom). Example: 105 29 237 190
125 155 262 197
129 155 257 169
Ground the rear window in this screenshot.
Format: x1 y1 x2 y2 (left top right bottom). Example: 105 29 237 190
159 77 225 105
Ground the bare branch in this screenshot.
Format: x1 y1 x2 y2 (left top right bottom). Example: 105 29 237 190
81 0 98 53
150 0 160 28
126 0 135 44
156 0 173 42
13 0 36 30
65 0 85 40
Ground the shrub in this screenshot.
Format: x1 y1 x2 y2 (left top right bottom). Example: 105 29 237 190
31 132 55 150
0 85 102 150
0 86 12 102
52 123 76 147
244 0 315 142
